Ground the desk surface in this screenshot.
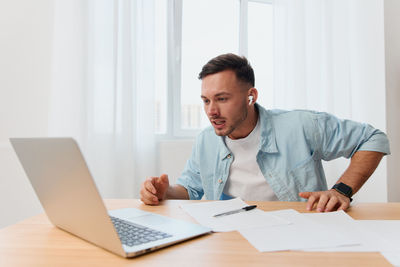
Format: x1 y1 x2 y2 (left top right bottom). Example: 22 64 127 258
1 200 399 267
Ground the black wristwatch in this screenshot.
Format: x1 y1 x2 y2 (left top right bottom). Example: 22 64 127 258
332 182 353 202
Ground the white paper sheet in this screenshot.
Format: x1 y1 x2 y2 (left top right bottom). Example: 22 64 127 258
239 209 359 252
355 220 400 266
303 215 396 252
380 251 400 267
180 198 290 232
355 220 400 250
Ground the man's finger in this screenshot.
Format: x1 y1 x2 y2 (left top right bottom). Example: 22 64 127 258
140 188 159 205
316 194 329 212
140 195 157 205
337 200 350 211
155 174 169 191
144 177 157 194
306 194 317 211
160 174 169 184
299 191 312 199
324 196 339 212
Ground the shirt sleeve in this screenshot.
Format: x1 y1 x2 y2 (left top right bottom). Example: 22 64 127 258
313 112 391 161
176 138 204 200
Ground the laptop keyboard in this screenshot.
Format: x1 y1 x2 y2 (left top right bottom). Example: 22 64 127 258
110 216 172 247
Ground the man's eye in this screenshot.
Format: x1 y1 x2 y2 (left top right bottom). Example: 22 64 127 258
203 99 210 104
218 98 227 101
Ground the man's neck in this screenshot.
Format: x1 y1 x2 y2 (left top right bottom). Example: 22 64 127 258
228 106 259 140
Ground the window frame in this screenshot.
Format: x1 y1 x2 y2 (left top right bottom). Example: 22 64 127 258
158 0 272 139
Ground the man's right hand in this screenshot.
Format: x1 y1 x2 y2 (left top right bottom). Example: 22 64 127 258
140 174 170 205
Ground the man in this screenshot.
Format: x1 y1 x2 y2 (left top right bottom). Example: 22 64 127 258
140 53 390 212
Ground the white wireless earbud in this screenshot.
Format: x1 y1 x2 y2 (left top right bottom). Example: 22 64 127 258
248 95 254 105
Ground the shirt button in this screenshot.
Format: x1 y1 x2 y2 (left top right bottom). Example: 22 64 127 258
227 154 231 159
218 179 223 184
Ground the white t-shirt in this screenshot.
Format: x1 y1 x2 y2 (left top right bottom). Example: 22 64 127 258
223 119 278 201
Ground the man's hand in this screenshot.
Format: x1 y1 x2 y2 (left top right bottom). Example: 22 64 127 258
140 174 169 205
298 189 351 212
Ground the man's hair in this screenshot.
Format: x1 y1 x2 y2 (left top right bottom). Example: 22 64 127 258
198 53 255 87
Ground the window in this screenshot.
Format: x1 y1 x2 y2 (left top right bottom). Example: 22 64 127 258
181 0 239 131
155 0 273 137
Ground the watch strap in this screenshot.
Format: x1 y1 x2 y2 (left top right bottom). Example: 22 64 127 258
332 182 353 202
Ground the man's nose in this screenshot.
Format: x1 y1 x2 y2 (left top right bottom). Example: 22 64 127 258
206 101 219 118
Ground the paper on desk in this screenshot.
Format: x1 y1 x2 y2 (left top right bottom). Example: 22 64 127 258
303 213 396 252
380 251 400 267
239 209 360 252
355 220 400 266
180 198 290 232
355 220 400 250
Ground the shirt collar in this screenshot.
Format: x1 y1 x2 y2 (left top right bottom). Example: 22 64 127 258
219 141 232 160
256 103 279 153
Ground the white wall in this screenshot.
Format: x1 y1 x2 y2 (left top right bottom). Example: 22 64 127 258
384 0 400 202
0 0 54 228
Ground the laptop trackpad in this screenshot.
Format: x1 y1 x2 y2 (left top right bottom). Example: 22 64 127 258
129 214 172 227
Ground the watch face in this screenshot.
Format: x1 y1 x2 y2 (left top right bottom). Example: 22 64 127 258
334 183 352 197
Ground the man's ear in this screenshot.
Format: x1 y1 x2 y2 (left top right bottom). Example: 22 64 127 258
247 87 258 105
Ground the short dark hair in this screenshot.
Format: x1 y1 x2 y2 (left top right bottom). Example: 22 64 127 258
198 53 255 87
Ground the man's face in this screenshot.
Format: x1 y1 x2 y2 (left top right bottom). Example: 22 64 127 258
201 70 250 139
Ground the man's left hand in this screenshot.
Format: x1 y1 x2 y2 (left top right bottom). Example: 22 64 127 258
299 190 351 212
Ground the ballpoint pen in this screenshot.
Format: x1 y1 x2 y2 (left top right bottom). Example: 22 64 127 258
213 205 257 217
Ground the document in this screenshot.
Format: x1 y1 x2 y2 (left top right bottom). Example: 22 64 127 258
380 251 400 267
180 198 290 232
355 220 400 250
239 209 360 252
355 220 400 266
302 216 400 265
303 214 396 252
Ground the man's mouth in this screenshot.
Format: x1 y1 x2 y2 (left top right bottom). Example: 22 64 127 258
211 119 226 129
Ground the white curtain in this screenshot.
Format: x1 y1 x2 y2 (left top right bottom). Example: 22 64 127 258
272 0 387 202
49 0 157 198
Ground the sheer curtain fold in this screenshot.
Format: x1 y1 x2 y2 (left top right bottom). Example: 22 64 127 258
272 0 387 202
49 0 156 198
273 0 351 115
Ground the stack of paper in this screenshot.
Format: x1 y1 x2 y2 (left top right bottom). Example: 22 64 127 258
180 198 400 266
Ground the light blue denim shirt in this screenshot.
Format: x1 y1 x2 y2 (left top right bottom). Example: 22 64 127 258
176 104 390 201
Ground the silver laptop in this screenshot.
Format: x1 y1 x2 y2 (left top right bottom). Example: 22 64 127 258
10 137 211 258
